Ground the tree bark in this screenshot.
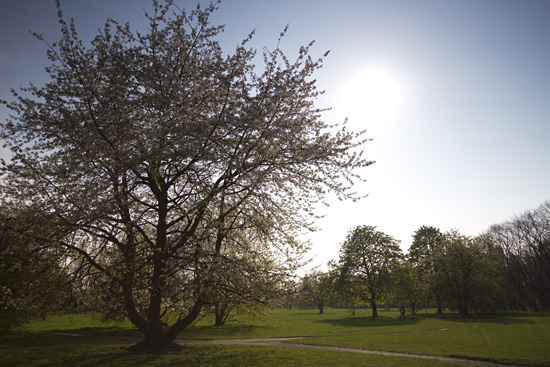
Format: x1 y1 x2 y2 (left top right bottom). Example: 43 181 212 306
127 298 204 352
131 328 180 351
214 303 232 326
370 299 378 318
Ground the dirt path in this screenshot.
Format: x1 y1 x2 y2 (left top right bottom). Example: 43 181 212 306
175 337 524 367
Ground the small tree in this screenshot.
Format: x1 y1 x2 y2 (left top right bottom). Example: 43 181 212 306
337 226 403 318
0 1 370 350
205 235 287 326
298 269 331 313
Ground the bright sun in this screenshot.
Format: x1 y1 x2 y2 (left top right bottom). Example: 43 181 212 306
339 68 403 129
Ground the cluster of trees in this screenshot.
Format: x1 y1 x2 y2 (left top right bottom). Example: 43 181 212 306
297 222 530 318
0 1 369 350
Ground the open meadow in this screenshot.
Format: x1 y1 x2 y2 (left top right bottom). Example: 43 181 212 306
1 308 549 367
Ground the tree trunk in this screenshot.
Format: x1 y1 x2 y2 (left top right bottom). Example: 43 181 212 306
370 300 378 318
457 298 469 317
128 288 181 352
436 295 443 314
214 303 232 326
458 304 469 317
131 327 181 351
122 249 204 353
128 298 204 352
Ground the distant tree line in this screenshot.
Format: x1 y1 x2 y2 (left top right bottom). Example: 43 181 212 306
296 200 550 317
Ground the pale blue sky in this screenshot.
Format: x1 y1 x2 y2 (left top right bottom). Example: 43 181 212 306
1 0 549 269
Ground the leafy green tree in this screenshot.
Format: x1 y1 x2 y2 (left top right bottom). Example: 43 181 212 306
390 260 422 315
0 1 370 350
0 209 74 334
316 260 362 314
409 225 444 313
332 270 365 316
337 226 403 318
430 230 507 316
409 226 443 272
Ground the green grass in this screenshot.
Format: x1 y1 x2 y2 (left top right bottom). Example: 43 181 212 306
1 308 549 367
296 311 550 366
0 343 467 367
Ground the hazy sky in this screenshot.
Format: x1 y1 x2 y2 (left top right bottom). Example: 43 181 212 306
1 0 549 270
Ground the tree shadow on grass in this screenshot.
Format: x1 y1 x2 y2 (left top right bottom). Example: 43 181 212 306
417 312 538 325
313 311 542 329
20 344 281 367
178 323 270 339
313 315 420 328
43 326 143 343
1 327 142 350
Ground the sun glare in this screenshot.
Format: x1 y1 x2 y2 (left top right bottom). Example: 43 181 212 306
339 68 403 130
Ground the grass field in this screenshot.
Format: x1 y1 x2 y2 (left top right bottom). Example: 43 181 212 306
1 308 549 367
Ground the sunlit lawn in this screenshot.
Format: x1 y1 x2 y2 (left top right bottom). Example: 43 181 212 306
1 308 549 367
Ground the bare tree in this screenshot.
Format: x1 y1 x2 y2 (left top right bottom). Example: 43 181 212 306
490 201 550 310
298 269 331 313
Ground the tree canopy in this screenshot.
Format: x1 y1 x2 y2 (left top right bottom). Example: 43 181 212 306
429 231 506 316
336 225 402 318
0 0 370 350
409 225 444 313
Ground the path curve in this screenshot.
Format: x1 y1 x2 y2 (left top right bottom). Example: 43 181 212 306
176 338 523 367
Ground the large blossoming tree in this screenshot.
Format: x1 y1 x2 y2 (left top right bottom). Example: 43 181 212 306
0 0 371 350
